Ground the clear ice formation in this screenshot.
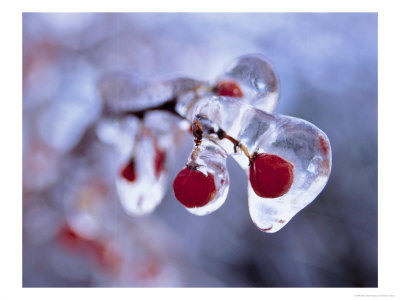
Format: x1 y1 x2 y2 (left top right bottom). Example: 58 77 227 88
182 138 229 216
98 71 206 114
188 97 331 232
114 130 168 216
96 54 331 232
96 113 175 216
216 54 280 113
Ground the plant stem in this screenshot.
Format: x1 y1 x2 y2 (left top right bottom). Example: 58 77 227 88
111 86 252 164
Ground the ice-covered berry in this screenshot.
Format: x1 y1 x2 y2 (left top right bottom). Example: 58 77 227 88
173 166 216 208
249 153 294 198
120 158 136 182
216 80 243 98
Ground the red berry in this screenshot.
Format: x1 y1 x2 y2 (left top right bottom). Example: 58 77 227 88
154 146 165 179
173 166 216 208
216 80 244 98
120 158 136 182
249 153 294 198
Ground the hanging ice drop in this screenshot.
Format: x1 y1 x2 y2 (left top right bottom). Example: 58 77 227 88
173 138 229 216
115 127 169 216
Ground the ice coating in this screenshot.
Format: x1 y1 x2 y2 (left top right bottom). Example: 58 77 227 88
97 71 147 113
247 116 331 233
115 127 169 216
175 55 280 120
178 138 229 216
95 115 140 166
98 71 207 114
96 110 188 216
216 54 280 113
191 97 331 232
98 55 280 126
95 55 330 232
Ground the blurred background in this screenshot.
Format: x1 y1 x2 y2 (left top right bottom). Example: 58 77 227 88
22 13 377 287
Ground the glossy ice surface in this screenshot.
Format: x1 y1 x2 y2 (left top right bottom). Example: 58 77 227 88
189 97 331 232
177 138 229 216
216 54 280 113
97 54 331 232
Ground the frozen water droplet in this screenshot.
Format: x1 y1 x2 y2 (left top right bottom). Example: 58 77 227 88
254 77 267 92
115 127 170 216
97 110 187 217
247 116 331 233
217 54 280 113
174 139 229 216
